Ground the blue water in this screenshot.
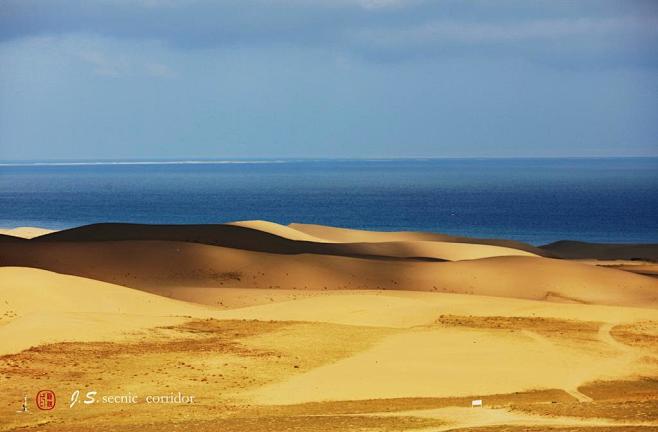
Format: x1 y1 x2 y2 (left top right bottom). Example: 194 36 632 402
1 158 657 245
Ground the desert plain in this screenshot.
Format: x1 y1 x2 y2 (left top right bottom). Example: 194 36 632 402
0 221 657 431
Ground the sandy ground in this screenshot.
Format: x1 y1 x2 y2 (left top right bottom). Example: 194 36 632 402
1 222 657 431
1 271 657 431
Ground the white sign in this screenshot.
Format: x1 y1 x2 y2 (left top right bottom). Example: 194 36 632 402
471 399 483 407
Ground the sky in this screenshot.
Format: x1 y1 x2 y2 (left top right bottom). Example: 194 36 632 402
0 0 657 160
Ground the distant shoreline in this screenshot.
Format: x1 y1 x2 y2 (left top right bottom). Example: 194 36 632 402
1 156 658 167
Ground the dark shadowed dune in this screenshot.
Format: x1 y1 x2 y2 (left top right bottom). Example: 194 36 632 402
541 240 658 261
0 234 28 242
31 222 545 262
1 239 657 308
33 223 451 261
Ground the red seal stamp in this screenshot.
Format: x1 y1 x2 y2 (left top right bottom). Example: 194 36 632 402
36 390 56 410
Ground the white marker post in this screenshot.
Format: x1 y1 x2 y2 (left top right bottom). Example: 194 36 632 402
17 394 28 413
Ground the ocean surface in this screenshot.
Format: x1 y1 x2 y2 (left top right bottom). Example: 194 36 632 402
1 158 657 245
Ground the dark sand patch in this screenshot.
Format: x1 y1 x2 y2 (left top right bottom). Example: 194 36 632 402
448 427 658 432
436 315 600 342
610 322 658 350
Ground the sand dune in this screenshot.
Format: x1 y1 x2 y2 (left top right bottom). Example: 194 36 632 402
0 234 27 242
343 240 539 260
27 222 544 262
228 220 330 242
235 221 541 260
24 223 472 261
1 239 656 308
232 220 543 260
0 266 209 317
0 226 55 239
0 267 216 355
542 240 658 261
231 220 546 259
290 222 550 256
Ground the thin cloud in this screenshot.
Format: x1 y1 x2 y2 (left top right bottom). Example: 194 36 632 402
144 61 176 78
0 0 656 67
77 47 175 78
356 16 658 46
79 50 129 77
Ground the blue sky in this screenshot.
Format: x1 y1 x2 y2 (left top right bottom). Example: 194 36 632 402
0 0 657 160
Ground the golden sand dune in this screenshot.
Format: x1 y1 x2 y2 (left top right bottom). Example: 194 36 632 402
1 240 656 308
0 267 215 355
0 227 55 239
229 220 538 260
30 222 539 261
542 240 658 261
228 220 330 242
0 267 209 317
290 222 549 256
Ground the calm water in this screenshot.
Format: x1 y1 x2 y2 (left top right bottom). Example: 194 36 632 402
1 158 657 245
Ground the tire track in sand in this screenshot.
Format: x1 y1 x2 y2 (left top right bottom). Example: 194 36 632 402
520 330 594 402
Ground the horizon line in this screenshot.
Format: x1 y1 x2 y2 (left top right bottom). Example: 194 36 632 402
1 155 658 167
